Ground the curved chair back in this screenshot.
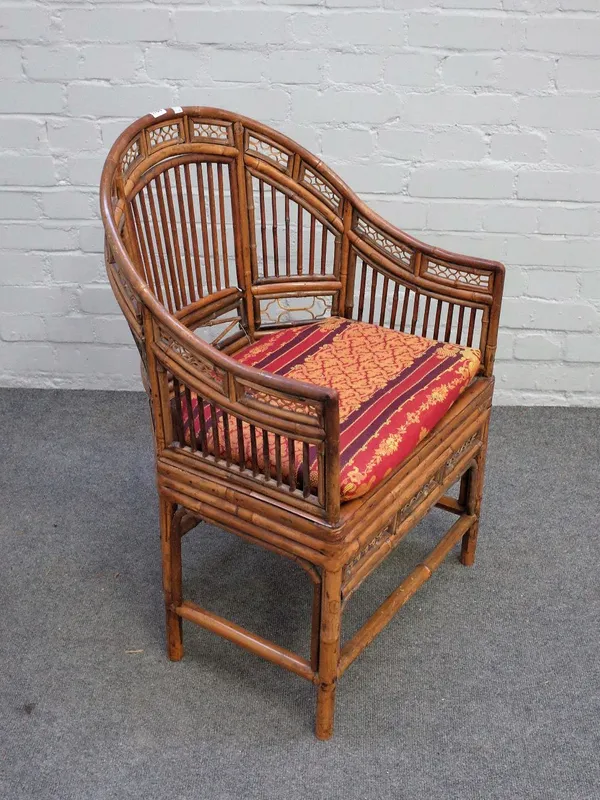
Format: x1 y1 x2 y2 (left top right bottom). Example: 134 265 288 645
101 108 351 349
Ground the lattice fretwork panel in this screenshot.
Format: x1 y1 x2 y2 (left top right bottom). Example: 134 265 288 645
258 294 334 327
354 215 415 271
147 120 184 150
423 257 493 292
246 132 292 173
299 162 343 215
189 118 234 145
121 137 142 176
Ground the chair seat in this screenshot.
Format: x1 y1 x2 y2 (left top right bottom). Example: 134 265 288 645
180 317 481 502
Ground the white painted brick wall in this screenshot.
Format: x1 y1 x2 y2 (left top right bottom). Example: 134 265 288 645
0 1 598 405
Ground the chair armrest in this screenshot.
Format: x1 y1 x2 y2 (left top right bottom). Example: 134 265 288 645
148 309 341 523
346 205 505 376
102 204 341 522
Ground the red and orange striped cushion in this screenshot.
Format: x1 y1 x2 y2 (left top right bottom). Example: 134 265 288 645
182 317 481 502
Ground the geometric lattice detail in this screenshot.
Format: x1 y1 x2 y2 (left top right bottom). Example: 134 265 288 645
348 475 438 572
192 121 229 141
425 260 491 290
444 434 479 475
398 476 439 522
259 294 333 326
121 138 141 174
355 216 414 268
247 134 290 171
160 335 202 370
344 434 479 575
345 515 396 573
302 165 341 212
149 123 181 148
159 333 224 390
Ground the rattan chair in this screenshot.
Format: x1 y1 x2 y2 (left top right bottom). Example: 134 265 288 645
100 107 504 740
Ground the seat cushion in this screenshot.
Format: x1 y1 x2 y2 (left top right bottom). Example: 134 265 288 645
178 317 480 502
230 317 481 502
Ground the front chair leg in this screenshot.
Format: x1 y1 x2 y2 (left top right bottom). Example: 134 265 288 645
460 422 490 567
459 465 480 567
315 568 342 740
159 496 184 661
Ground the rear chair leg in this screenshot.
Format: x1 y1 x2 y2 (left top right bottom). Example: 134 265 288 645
159 496 184 660
460 421 490 567
315 569 342 741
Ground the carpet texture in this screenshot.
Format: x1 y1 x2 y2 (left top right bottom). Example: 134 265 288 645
0 389 598 800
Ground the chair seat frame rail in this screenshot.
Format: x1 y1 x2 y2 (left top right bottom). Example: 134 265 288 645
100 107 504 740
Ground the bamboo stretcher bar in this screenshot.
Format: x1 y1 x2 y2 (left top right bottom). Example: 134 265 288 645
251 280 342 297
338 513 476 677
160 449 340 538
435 495 464 515
158 480 331 565
176 600 316 683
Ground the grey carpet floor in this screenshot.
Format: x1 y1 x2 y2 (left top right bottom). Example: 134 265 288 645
0 390 598 800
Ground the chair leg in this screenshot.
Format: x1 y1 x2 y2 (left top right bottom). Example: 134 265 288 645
310 580 322 673
159 496 183 661
459 469 480 567
460 421 490 567
315 568 342 741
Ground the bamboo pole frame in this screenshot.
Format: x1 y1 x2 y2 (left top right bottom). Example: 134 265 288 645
100 107 504 739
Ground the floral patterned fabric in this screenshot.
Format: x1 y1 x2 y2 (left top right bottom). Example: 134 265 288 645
181 317 481 502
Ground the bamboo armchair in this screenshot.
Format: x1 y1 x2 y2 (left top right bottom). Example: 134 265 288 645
100 107 504 740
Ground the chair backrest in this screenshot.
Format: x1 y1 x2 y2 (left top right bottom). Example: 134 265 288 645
101 107 503 377
102 107 350 355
